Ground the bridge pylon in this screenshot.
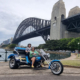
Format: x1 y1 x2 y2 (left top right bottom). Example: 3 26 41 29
50 0 66 40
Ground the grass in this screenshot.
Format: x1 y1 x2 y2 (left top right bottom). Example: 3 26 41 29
44 54 80 67
76 54 80 59
61 54 80 67
44 60 80 67
61 60 80 67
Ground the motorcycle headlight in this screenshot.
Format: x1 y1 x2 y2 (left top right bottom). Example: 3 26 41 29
15 57 20 60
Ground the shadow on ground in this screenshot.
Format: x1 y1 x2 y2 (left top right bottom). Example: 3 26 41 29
19 66 48 70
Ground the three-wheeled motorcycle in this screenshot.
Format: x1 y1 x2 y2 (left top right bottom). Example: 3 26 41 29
8 47 63 75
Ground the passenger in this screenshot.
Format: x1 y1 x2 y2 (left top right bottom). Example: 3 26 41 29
30 47 44 68
25 44 31 54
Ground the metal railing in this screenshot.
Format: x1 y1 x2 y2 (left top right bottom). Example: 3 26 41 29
0 50 71 62
0 50 12 62
45 51 71 60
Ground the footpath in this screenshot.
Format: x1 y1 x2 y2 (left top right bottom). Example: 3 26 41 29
0 62 80 77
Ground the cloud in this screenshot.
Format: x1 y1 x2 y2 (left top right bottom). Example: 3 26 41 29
0 11 21 31
20 36 45 47
0 11 22 43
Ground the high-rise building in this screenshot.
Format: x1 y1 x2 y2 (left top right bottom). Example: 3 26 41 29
1 38 13 45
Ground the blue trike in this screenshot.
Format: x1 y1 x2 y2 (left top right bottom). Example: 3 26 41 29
8 47 63 75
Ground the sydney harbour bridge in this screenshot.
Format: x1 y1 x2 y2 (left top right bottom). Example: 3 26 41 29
12 18 51 44
12 0 80 44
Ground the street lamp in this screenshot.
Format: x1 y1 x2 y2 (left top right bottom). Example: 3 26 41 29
78 42 80 57
69 46 71 50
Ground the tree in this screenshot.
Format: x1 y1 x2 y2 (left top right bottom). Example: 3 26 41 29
38 38 74 50
8 44 17 49
60 38 73 50
68 37 80 50
38 37 80 50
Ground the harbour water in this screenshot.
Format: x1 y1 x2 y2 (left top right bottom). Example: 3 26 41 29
0 48 71 61
0 48 12 61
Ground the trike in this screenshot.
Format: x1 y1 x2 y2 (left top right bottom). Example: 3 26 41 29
8 47 63 75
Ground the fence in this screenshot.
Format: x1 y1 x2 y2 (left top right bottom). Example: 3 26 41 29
0 50 12 62
0 50 71 62
46 51 71 60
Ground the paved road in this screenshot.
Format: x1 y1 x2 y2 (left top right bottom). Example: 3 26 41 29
0 62 80 80
0 75 80 80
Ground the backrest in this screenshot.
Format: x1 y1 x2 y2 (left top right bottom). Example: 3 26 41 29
17 49 26 57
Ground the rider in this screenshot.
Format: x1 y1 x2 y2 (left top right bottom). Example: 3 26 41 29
30 47 44 68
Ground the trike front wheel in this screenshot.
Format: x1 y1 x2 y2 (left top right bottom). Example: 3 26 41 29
50 61 63 75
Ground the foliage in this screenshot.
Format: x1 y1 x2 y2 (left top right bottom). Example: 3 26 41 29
8 44 17 49
38 44 45 49
60 38 73 50
38 37 80 50
68 37 80 50
1 45 9 48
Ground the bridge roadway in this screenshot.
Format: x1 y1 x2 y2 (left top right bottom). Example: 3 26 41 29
0 62 80 80
13 25 50 44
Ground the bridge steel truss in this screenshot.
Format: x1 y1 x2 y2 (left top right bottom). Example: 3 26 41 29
62 14 80 32
12 17 51 44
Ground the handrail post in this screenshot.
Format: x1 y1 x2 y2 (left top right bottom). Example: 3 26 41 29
5 49 8 62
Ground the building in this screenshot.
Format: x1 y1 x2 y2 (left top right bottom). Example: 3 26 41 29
1 38 13 45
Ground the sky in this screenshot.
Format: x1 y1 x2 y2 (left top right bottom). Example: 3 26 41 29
0 0 80 47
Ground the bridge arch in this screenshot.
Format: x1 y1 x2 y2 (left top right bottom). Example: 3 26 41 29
12 17 51 44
